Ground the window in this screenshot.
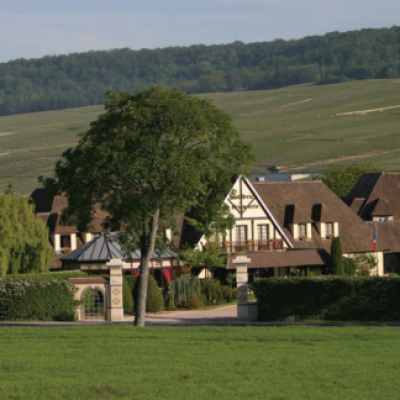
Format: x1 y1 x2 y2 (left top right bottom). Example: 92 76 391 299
378 216 389 221
236 225 247 243
258 224 269 242
325 222 333 236
298 223 306 238
61 235 71 248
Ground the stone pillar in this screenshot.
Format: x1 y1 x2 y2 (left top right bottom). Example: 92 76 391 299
233 255 257 321
106 258 124 321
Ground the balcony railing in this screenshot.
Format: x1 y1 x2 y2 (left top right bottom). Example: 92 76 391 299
217 239 284 253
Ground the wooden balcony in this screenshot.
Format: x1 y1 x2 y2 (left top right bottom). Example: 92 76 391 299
218 239 284 253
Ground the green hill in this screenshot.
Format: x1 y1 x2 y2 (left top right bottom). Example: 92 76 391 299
1 80 400 194
1 26 400 116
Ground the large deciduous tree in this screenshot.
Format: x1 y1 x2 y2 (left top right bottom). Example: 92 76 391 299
40 86 254 326
0 188 53 276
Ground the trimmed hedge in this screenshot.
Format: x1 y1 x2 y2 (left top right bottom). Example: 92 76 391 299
0 278 78 321
123 275 164 314
123 276 137 314
3 272 89 281
253 277 400 321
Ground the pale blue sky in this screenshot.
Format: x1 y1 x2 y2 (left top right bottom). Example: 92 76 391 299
1 0 399 63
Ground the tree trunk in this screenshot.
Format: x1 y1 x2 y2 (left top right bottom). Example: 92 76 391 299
134 208 160 327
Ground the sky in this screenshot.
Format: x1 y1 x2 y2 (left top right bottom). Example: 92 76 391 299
0 0 399 63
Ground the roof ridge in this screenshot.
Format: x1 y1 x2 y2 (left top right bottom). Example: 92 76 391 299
253 180 320 185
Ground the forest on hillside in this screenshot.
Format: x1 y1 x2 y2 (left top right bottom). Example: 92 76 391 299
1 26 400 116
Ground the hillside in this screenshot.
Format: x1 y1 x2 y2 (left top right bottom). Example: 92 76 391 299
1 80 400 195
1 26 400 116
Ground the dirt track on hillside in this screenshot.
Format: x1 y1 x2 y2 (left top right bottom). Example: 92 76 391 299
276 147 400 172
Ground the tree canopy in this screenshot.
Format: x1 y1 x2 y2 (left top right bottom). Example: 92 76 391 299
1 26 400 116
0 189 53 276
40 86 254 325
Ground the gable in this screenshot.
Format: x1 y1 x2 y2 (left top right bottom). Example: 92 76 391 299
224 176 293 247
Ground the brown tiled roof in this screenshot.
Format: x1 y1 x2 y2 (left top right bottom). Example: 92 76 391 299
30 188 69 213
48 213 79 234
311 203 336 222
347 173 400 220
227 249 330 269
349 198 365 215
368 221 400 253
371 198 392 216
252 181 374 254
284 204 308 224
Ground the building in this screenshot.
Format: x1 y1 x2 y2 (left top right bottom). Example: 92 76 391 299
196 176 382 276
346 172 400 274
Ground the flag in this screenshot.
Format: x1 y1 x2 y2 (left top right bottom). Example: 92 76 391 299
371 226 378 250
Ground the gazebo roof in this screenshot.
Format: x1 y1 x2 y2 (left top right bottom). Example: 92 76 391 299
62 233 178 263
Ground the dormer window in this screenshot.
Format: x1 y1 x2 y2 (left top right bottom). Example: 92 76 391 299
61 235 71 248
298 223 307 238
325 222 333 237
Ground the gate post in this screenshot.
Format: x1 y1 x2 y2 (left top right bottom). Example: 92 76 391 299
233 255 257 321
106 258 124 321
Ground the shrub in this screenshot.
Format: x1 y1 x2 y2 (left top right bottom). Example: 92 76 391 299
343 257 357 276
133 274 163 313
201 279 223 306
253 277 400 321
330 237 344 275
164 274 201 309
221 285 236 302
123 278 134 314
0 278 77 321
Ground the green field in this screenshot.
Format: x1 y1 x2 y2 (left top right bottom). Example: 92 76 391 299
1 80 400 194
0 326 399 399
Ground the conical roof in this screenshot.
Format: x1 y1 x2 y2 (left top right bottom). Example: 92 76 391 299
62 232 177 263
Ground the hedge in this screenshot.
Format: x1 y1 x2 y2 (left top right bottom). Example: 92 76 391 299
0 278 78 321
123 274 164 314
253 277 400 321
3 271 89 281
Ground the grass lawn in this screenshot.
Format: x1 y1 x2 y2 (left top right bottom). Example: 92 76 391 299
1 326 399 399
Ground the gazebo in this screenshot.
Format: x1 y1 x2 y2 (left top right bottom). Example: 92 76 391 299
62 233 180 286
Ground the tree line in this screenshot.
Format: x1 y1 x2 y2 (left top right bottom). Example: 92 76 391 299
1 26 400 116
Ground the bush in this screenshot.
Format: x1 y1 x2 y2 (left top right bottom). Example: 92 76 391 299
133 274 163 313
123 277 134 314
343 257 357 276
0 278 78 321
164 274 202 309
221 285 237 302
253 277 400 321
201 279 223 306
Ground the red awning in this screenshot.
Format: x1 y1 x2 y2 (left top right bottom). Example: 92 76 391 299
163 269 172 282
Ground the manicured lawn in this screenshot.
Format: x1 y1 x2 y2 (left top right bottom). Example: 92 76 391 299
1 326 399 399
